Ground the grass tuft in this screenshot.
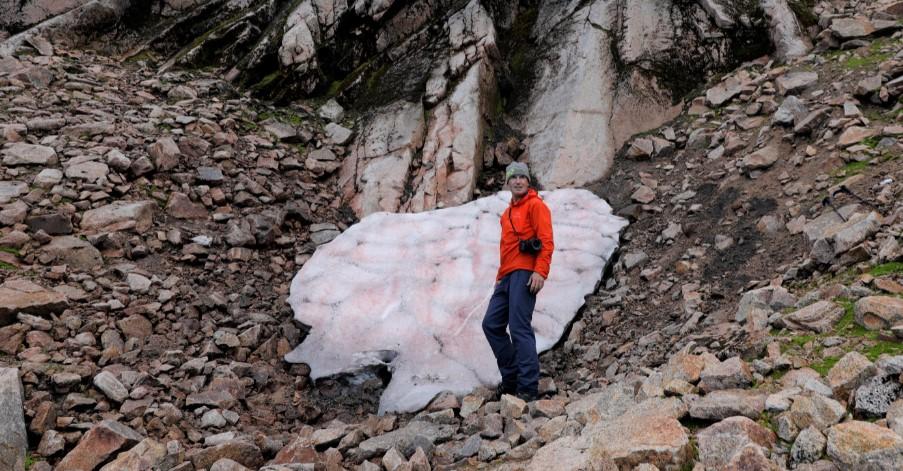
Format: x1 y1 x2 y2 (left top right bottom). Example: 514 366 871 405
870 262 903 277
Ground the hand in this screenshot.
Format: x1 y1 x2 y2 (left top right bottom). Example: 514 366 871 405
527 273 545 294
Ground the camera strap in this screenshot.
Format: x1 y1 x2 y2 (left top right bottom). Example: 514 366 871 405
507 208 524 242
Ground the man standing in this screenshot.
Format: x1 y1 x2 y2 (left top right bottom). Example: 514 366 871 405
482 161 554 402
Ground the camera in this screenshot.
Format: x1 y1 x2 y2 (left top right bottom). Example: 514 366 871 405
519 238 542 254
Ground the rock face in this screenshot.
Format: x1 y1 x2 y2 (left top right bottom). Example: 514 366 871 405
286 189 627 413
1 0 801 212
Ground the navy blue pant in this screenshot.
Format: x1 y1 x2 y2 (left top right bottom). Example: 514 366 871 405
482 269 539 396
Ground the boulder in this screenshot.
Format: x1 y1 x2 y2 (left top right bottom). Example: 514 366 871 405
64 161 109 182
148 137 181 171
42 236 103 270
784 301 844 333
696 416 776 469
827 352 875 399
188 439 264 470
586 414 691 470
706 75 745 107
357 421 456 459
789 394 846 431
81 201 156 233
527 435 617 471
166 192 208 219
740 144 781 171
855 296 903 331
98 438 167 471
853 374 902 418
774 95 809 125
0 181 28 202
688 389 765 420
792 426 827 465
0 368 26 471
837 127 877 148
1 143 57 166
55 420 143 471
0 279 68 326
826 421 903 469
776 71 818 95
830 17 875 39
699 357 753 392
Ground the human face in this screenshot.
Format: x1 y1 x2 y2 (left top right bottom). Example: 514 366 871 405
507 174 529 199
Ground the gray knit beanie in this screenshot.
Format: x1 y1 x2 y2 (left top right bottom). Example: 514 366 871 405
505 162 530 182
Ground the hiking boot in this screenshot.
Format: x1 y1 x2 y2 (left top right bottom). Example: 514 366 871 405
516 391 538 402
495 383 516 400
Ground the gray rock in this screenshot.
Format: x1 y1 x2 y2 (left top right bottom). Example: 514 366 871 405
794 108 832 135
855 296 903 331
325 123 353 145
792 426 827 465
26 212 72 235
790 394 846 432
148 137 181 171
776 71 818 95
33 169 63 188
357 420 455 459
93 371 129 403
197 166 224 183
784 301 845 333
65 161 109 182
706 75 745 107
854 374 903 418
741 144 781 170
688 389 765 420
830 17 875 39
319 99 345 122
0 181 27 202
42 236 103 270
1 143 57 166
262 120 297 142
81 201 156 234
774 95 809 125
0 368 26 471
699 357 753 392
696 416 775 470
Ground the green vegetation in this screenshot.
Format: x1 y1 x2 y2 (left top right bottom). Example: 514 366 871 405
251 70 283 92
869 262 903 277
832 159 870 179
258 109 305 126
0 261 16 270
861 136 882 149
0 246 20 257
841 37 896 70
24 451 42 470
774 296 903 377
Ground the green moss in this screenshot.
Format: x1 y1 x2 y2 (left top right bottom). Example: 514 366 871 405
0 261 16 270
25 452 42 471
841 37 895 70
810 356 840 376
251 70 283 91
259 109 305 126
870 262 903 277
0 246 20 257
861 136 882 149
863 340 903 361
832 160 870 179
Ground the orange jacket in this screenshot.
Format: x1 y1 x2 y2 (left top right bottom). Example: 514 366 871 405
497 189 554 280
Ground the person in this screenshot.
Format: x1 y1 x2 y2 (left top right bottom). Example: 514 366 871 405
482 161 554 402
